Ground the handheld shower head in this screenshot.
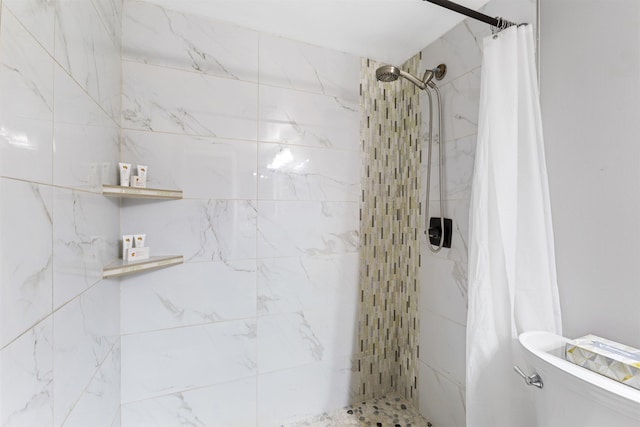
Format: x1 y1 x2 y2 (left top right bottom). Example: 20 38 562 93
375 65 401 82
376 65 427 90
375 63 447 90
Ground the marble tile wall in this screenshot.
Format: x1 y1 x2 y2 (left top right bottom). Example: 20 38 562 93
0 0 122 426
119 2 361 426
416 1 536 426
0 1 542 425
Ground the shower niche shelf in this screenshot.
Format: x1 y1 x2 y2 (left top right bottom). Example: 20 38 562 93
102 185 183 200
102 184 184 278
102 255 184 278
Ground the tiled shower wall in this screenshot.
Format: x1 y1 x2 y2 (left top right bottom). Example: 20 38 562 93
0 0 121 426
416 1 536 425
357 56 422 405
119 2 361 425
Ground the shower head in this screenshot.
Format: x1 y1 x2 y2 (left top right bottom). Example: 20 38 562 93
376 65 426 89
375 65 401 82
375 63 447 90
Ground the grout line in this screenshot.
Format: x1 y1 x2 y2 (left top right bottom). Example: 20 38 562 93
255 32 261 427
122 135 362 156
120 58 259 85
421 307 467 329
121 127 362 154
50 5 57 423
0 275 108 350
118 6 124 418
417 358 465 389
0 176 116 196
3 6 121 128
89 0 120 49
120 373 258 407
57 340 119 426
536 0 541 83
120 317 256 338
439 64 482 87
119 58 360 102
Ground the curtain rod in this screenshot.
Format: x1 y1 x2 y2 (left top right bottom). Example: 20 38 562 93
423 0 516 27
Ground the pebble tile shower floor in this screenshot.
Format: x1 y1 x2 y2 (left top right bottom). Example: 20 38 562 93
286 394 431 427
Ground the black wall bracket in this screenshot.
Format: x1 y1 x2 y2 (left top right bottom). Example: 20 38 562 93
428 217 452 248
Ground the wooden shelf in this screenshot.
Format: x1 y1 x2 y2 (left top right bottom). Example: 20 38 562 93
103 255 183 278
102 185 182 200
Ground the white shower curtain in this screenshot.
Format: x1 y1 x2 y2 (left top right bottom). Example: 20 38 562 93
466 25 562 427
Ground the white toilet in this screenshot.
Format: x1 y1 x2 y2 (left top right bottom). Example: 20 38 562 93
518 331 640 427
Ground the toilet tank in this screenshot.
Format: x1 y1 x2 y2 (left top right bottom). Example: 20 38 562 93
519 331 640 427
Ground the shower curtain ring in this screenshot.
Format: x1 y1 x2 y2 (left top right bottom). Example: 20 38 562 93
491 17 502 35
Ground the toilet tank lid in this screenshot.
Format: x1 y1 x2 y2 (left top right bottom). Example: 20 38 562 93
519 331 640 405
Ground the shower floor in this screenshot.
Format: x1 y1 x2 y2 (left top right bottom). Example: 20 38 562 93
285 393 431 427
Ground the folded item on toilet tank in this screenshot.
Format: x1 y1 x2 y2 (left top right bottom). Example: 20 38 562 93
566 334 640 390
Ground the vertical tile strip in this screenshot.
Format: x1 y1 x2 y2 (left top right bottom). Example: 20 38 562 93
356 55 421 406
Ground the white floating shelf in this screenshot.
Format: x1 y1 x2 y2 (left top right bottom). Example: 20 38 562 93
102 255 184 278
102 185 183 200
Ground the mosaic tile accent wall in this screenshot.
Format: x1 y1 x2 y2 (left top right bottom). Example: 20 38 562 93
357 54 422 406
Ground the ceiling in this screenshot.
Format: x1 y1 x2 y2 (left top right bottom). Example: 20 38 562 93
145 0 490 65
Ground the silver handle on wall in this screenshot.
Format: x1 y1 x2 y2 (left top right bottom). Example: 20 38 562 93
514 365 544 389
